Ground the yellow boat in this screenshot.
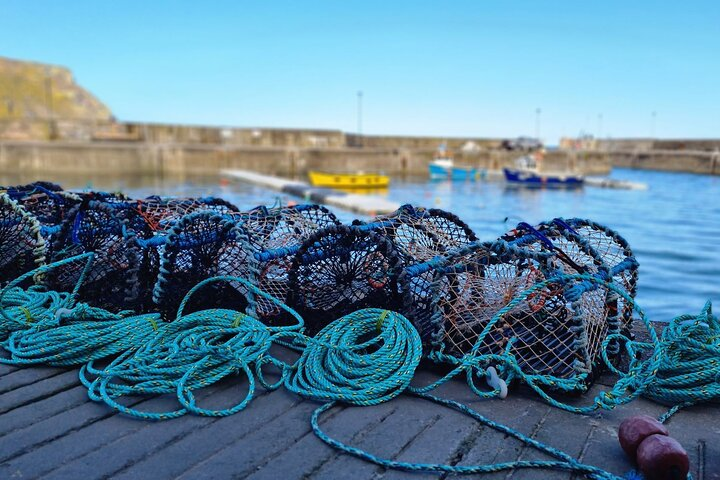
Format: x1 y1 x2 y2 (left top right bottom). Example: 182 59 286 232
308 171 390 188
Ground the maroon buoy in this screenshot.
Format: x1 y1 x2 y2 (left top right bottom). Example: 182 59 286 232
618 415 669 460
636 434 690 480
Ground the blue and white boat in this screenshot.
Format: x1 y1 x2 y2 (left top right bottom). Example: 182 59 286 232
503 156 584 187
428 145 482 181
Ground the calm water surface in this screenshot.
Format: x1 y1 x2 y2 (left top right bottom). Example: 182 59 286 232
3 168 718 322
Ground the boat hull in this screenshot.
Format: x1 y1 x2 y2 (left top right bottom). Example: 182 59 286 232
503 168 584 187
429 163 482 181
308 171 390 188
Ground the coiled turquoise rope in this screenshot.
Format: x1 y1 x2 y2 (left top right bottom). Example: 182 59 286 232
2 309 161 366
0 286 69 340
635 300 719 422
79 275 306 420
81 309 271 420
0 253 94 340
284 309 422 405
0 253 159 366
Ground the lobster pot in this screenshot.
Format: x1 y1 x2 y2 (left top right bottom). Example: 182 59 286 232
403 241 612 390
288 225 404 335
372 205 478 252
136 195 239 232
239 204 341 251
2 181 64 196
6 183 80 226
130 195 241 306
45 200 145 312
563 218 638 336
503 221 619 364
0 194 45 285
153 211 257 318
354 218 445 266
2 182 80 260
238 204 341 325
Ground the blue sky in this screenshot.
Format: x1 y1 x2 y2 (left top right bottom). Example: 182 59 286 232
2 1 719 143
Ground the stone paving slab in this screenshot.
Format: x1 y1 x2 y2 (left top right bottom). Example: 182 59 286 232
0 360 717 480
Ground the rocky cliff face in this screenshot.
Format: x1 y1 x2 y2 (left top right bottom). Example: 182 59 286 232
0 56 112 122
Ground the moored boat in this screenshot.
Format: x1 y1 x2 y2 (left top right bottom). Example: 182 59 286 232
428 144 482 181
503 155 584 187
308 171 390 188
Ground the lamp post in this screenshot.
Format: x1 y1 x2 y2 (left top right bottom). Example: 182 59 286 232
597 113 603 138
535 108 541 140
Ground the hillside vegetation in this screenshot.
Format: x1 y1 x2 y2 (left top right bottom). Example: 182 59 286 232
0 56 112 121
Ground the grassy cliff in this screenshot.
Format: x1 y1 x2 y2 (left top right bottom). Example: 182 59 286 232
0 56 112 121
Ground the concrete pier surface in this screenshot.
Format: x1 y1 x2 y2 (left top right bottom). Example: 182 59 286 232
222 169 400 214
0 353 716 479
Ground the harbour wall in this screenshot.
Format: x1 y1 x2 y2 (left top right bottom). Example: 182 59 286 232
599 149 719 175
0 140 612 179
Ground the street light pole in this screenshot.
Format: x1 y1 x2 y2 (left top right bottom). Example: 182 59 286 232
535 108 541 140
597 113 603 138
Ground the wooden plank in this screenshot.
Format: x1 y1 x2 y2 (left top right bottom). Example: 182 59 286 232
0 363 21 377
380 403 482 480
0 396 123 464
439 399 552 480
43 387 294 480
510 408 598 480
172 396 321 479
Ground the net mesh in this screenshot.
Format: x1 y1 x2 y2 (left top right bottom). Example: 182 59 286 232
372 205 478 258
403 241 602 385
500 223 613 376
0 194 45 285
136 196 239 232
152 212 256 318
45 200 144 311
238 204 341 324
288 225 404 335
563 218 638 335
